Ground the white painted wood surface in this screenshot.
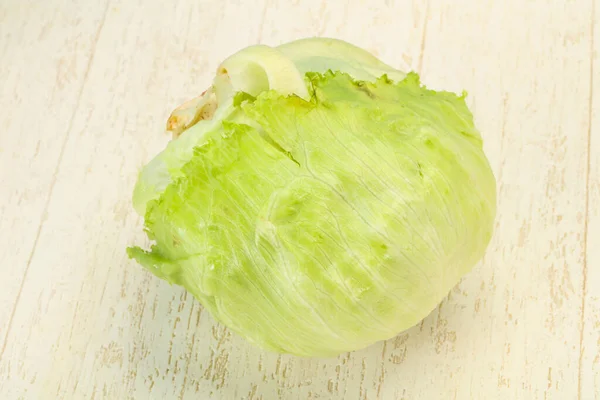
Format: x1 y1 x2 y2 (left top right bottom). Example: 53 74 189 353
0 0 597 398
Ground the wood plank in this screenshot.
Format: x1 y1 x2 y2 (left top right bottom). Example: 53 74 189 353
580 0 599 398
413 1 594 399
0 0 109 352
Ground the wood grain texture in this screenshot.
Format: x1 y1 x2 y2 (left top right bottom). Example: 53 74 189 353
0 0 597 399
0 0 110 353
581 0 599 396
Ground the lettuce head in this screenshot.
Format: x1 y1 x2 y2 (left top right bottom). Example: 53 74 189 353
128 38 496 357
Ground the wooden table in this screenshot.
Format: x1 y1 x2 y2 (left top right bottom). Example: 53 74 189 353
1 1 598 399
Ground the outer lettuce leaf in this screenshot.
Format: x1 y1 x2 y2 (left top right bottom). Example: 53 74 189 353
277 37 406 82
133 38 408 217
